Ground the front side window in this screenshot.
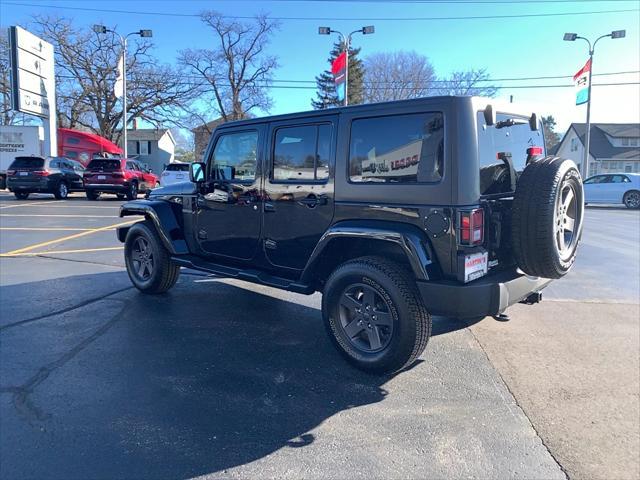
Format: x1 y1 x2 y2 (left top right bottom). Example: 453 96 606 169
211 130 258 181
477 112 545 195
349 112 444 183
273 124 331 182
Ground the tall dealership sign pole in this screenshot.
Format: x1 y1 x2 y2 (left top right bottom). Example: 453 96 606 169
93 25 153 158
318 26 374 106
8 26 57 155
563 30 626 178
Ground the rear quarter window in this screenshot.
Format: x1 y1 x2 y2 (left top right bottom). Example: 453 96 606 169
348 112 444 183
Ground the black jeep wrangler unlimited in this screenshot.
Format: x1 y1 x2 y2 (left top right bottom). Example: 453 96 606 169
117 96 584 374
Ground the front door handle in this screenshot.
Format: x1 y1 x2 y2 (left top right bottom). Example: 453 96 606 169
298 194 328 208
264 202 276 212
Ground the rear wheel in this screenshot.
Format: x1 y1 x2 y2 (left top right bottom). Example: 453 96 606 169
322 256 431 374
125 182 138 200
116 194 126 200
53 181 68 199
124 221 180 294
623 190 640 209
86 190 100 200
14 192 29 200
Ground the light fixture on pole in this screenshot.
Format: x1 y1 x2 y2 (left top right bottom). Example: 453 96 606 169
563 29 625 178
318 25 374 106
93 25 153 159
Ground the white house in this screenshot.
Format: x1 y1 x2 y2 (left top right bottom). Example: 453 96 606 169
554 123 640 176
124 128 176 175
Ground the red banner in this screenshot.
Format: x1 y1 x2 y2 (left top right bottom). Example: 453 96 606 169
331 52 347 75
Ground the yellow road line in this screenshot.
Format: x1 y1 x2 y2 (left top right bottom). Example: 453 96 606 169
0 246 124 257
0 214 120 218
0 200 64 209
0 227 97 231
2 219 136 255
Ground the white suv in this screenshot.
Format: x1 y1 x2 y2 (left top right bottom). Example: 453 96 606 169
160 162 190 186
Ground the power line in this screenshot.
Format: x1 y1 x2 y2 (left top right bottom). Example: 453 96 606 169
3 2 638 20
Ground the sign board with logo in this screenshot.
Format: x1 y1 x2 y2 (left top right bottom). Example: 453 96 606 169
331 51 347 102
8 26 57 155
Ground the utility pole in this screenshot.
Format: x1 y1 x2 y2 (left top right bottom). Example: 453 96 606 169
93 25 152 158
564 30 625 178
318 26 374 106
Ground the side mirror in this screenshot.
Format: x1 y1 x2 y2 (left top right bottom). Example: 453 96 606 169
529 113 538 131
483 104 496 126
189 162 206 183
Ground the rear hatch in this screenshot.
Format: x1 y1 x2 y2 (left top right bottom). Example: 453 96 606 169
161 163 189 184
464 111 546 278
84 159 124 184
8 157 47 185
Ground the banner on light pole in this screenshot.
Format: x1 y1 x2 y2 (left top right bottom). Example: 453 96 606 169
573 58 591 105
332 51 347 102
114 54 124 99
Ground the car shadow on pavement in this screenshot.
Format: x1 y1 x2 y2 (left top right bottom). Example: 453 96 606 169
1 272 405 479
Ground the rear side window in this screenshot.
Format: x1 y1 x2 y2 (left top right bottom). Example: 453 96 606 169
10 157 44 169
211 130 258 181
165 164 190 172
87 159 122 171
477 112 545 195
273 124 331 182
349 112 444 183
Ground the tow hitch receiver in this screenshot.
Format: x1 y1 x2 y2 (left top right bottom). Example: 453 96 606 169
520 292 543 305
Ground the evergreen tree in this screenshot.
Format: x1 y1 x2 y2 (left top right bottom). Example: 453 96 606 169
312 41 364 109
542 115 561 151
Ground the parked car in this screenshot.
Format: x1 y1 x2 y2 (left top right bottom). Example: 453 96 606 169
116 97 584 374
583 173 640 208
83 158 160 200
66 158 86 178
6 156 84 199
160 162 190 186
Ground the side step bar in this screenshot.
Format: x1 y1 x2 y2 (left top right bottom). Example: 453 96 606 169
171 255 315 295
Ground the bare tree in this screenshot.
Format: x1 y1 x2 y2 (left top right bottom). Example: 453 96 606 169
438 68 498 97
179 11 279 122
30 15 195 143
363 51 436 103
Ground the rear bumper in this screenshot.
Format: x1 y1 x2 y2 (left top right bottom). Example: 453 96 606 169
7 177 54 192
417 270 552 319
84 183 129 192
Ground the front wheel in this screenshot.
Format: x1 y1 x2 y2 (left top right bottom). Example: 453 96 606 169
623 190 640 209
322 256 431 375
14 192 29 200
124 221 180 294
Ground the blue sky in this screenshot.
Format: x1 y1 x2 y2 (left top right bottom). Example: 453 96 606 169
2 0 639 133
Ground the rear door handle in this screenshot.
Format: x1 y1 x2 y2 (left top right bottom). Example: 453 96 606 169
298 194 328 208
264 202 276 212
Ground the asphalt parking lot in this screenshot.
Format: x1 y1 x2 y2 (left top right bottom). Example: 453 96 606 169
0 191 638 479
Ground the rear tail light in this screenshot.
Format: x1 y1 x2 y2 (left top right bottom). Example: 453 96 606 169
527 146 543 156
6 170 15 176
33 170 50 177
458 208 484 246
112 171 124 177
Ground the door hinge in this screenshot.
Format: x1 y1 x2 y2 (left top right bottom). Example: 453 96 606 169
264 239 277 250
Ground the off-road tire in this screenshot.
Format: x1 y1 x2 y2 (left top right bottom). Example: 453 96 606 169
86 190 100 200
623 190 640 209
125 181 138 200
124 220 180 294
53 181 68 200
512 156 584 279
322 256 431 374
14 192 29 200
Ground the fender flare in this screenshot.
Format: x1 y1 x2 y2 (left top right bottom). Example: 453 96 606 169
118 199 189 255
300 220 439 283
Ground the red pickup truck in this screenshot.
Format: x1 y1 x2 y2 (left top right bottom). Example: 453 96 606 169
83 158 159 200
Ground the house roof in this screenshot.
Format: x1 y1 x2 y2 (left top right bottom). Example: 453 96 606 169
562 123 639 161
191 118 224 134
126 128 174 144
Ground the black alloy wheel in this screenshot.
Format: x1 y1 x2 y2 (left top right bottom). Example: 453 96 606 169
130 236 154 281
338 283 394 353
623 190 640 209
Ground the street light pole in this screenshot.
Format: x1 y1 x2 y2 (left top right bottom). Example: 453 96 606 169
318 26 374 106
564 30 625 178
93 25 152 159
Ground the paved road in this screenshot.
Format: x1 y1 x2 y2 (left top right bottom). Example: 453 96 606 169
0 192 638 479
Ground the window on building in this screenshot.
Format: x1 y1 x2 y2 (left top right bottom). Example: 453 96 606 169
609 161 618 170
625 165 633 173
138 141 150 156
211 130 258 181
64 151 78 159
622 138 629 146
349 112 444 183
67 137 80 145
630 138 639 146
273 124 331 182
570 138 579 151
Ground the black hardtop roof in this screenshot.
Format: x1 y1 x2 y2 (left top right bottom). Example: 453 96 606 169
216 96 467 129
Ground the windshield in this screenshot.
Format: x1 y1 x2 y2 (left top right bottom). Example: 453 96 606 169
86 159 122 171
477 112 544 195
10 157 45 169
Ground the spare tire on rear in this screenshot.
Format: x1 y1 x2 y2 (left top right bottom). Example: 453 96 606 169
512 156 584 279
